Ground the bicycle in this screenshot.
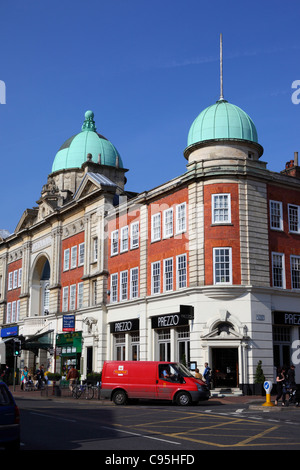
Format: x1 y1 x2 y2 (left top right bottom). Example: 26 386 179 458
72 382 94 400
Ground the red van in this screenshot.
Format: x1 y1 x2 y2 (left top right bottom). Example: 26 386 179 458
100 361 210 406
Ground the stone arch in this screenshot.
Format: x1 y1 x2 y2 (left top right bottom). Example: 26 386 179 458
29 253 51 317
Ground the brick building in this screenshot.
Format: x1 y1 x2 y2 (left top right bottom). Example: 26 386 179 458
1 96 300 392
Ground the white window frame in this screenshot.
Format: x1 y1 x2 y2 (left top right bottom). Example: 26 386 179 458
8 272 12 291
71 246 77 269
18 268 22 288
111 230 119 256
93 237 98 262
176 254 187 289
16 300 20 322
70 284 76 310
131 222 139 249
63 249 70 271
130 267 139 299
291 255 300 289
212 194 231 224
77 282 84 308
111 273 118 303
78 243 85 266
272 252 285 288
11 301 16 323
270 200 283 231
120 270 128 301
13 270 18 289
163 208 173 238
163 258 173 292
288 204 300 233
176 202 187 234
151 213 161 242
120 226 129 253
62 286 69 312
6 302 11 323
213 247 232 285
151 261 161 295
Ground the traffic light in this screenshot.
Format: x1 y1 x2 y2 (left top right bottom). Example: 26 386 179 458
14 340 21 356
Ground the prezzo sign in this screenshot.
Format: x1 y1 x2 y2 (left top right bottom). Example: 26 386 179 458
274 311 300 326
110 319 139 333
151 313 188 329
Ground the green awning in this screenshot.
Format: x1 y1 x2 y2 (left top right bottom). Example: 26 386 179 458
23 330 54 351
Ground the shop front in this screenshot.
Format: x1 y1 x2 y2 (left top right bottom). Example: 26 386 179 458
110 319 140 361
56 331 82 377
273 311 300 375
151 312 190 364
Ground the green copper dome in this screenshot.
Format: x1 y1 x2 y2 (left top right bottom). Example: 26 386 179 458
52 111 123 173
187 99 258 147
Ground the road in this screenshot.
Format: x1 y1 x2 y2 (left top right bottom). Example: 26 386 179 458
15 396 300 454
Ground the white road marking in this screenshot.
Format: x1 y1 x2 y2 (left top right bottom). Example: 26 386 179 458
101 425 181 445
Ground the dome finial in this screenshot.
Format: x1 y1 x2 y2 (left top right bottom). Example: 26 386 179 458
82 110 97 132
219 33 224 101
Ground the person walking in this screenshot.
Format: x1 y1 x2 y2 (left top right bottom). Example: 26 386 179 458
275 367 287 406
203 363 211 389
66 365 79 392
36 364 45 389
20 366 28 390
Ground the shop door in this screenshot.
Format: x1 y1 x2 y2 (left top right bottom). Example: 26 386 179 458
212 348 238 388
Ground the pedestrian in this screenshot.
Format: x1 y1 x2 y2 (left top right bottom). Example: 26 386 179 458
203 362 211 389
286 365 297 405
66 365 79 392
2 365 10 385
20 366 28 390
36 364 45 389
194 368 202 380
275 367 287 406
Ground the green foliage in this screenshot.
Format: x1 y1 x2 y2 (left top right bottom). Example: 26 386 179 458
254 360 265 384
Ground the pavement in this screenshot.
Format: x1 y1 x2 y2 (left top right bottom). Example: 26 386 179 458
7 385 274 407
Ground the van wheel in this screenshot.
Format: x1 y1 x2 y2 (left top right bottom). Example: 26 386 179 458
176 391 191 406
112 390 127 405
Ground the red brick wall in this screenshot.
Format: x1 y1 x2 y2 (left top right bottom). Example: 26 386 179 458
7 259 22 304
204 183 241 285
61 232 84 309
268 184 300 288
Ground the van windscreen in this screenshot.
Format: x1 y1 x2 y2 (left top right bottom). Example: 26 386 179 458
171 363 194 378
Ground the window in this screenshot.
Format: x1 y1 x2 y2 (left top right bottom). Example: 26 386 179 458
213 248 232 284
163 208 173 238
130 268 139 299
151 213 161 242
120 226 129 252
43 282 50 314
13 270 18 289
151 261 160 295
177 254 187 289
176 203 187 234
131 222 139 249
77 282 84 308
63 249 70 271
92 280 97 305
270 200 283 231
18 268 22 288
71 246 77 269
78 243 85 266
291 256 300 289
8 272 12 291
288 204 300 233
70 284 76 310
93 237 98 262
164 258 173 292
111 230 118 256
11 301 16 323
6 303 11 323
16 300 20 322
111 274 118 303
62 286 69 311
212 194 231 224
272 252 285 288
120 271 128 300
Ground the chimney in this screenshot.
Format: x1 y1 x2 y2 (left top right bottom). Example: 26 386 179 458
294 151 298 167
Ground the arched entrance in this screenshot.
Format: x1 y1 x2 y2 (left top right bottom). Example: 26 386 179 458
30 255 50 317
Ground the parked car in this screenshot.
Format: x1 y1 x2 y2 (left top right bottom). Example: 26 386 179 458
0 382 20 450
101 361 210 406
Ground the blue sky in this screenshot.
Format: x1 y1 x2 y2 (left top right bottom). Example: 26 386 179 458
0 0 300 233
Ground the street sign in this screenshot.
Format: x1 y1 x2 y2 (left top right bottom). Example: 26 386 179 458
263 381 273 392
